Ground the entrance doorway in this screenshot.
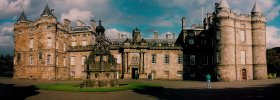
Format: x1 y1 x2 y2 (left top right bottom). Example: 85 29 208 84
132 68 139 79
242 69 247 80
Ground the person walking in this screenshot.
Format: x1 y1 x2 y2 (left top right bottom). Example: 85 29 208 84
206 73 211 89
148 73 152 81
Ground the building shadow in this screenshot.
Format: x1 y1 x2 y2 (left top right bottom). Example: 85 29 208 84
133 83 280 100
0 83 39 100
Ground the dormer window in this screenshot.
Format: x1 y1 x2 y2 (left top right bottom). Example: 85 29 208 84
189 32 194 36
189 39 194 45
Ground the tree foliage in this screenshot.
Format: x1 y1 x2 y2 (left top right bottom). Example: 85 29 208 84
267 47 280 75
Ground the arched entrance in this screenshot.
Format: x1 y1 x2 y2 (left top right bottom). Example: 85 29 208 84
242 69 247 80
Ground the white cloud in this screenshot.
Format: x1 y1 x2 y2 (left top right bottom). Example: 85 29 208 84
266 26 280 48
267 6 280 21
0 0 30 19
60 8 93 24
0 22 13 45
105 28 131 39
155 0 277 25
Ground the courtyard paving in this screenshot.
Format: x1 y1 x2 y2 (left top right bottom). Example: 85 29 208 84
0 77 280 100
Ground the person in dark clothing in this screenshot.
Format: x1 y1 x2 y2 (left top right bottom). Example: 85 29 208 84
148 73 152 81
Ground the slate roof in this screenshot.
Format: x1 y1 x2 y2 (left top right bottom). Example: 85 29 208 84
41 4 53 16
218 0 229 9
252 2 262 13
17 12 28 22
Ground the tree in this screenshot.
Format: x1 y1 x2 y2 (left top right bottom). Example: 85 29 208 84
267 48 280 75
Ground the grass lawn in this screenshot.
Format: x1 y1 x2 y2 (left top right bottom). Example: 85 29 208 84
34 82 162 92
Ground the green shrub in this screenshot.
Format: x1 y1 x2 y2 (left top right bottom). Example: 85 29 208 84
268 73 273 79
272 73 277 78
34 82 162 92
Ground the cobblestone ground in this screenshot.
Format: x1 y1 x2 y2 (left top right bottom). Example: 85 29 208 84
0 77 280 100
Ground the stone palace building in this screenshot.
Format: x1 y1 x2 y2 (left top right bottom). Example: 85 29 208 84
13 0 267 81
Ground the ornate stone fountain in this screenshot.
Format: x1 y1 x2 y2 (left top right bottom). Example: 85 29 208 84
83 20 118 87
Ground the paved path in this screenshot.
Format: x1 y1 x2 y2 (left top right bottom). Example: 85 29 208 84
0 77 280 100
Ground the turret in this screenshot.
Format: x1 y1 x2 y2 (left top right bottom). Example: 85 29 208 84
215 0 236 81
251 1 263 17
251 2 267 79
132 28 141 42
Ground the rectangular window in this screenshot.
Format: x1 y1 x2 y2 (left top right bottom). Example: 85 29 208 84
47 54 51 64
201 39 206 45
152 54 156 64
30 55 33 65
83 34 87 40
241 51 246 64
164 71 169 76
82 56 86 65
71 35 76 40
17 53 21 63
116 54 121 64
203 56 208 65
189 39 194 45
216 31 221 39
71 42 76 47
190 55 195 65
63 57 66 67
164 54 170 64
47 38 52 47
39 52 42 60
29 39 34 48
71 56 76 65
241 23 246 27
189 32 194 36
178 55 183 64
217 52 220 62
82 40 87 46
240 30 245 42
177 71 182 76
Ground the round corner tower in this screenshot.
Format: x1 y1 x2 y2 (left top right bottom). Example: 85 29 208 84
215 0 237 81
251 2 267 80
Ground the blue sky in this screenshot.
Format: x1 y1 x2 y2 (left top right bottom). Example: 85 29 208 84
1 0 280 55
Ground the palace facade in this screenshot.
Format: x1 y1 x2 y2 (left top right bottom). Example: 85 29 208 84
13 0 267 81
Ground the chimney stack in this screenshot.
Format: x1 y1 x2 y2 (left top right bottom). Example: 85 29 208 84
91 19 96 32
118 33 121 39
182 17 186 29
166 33 172 39
77 20 82 26
63 19 71 31
154 31 158 39
173 33 175 39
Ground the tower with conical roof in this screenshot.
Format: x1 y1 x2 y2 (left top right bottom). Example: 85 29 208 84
251 1 267 79
214 0 237 81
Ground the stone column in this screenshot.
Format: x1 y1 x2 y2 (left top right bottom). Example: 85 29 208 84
139 51 142 73
142 52 145 73
126 52 129 73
